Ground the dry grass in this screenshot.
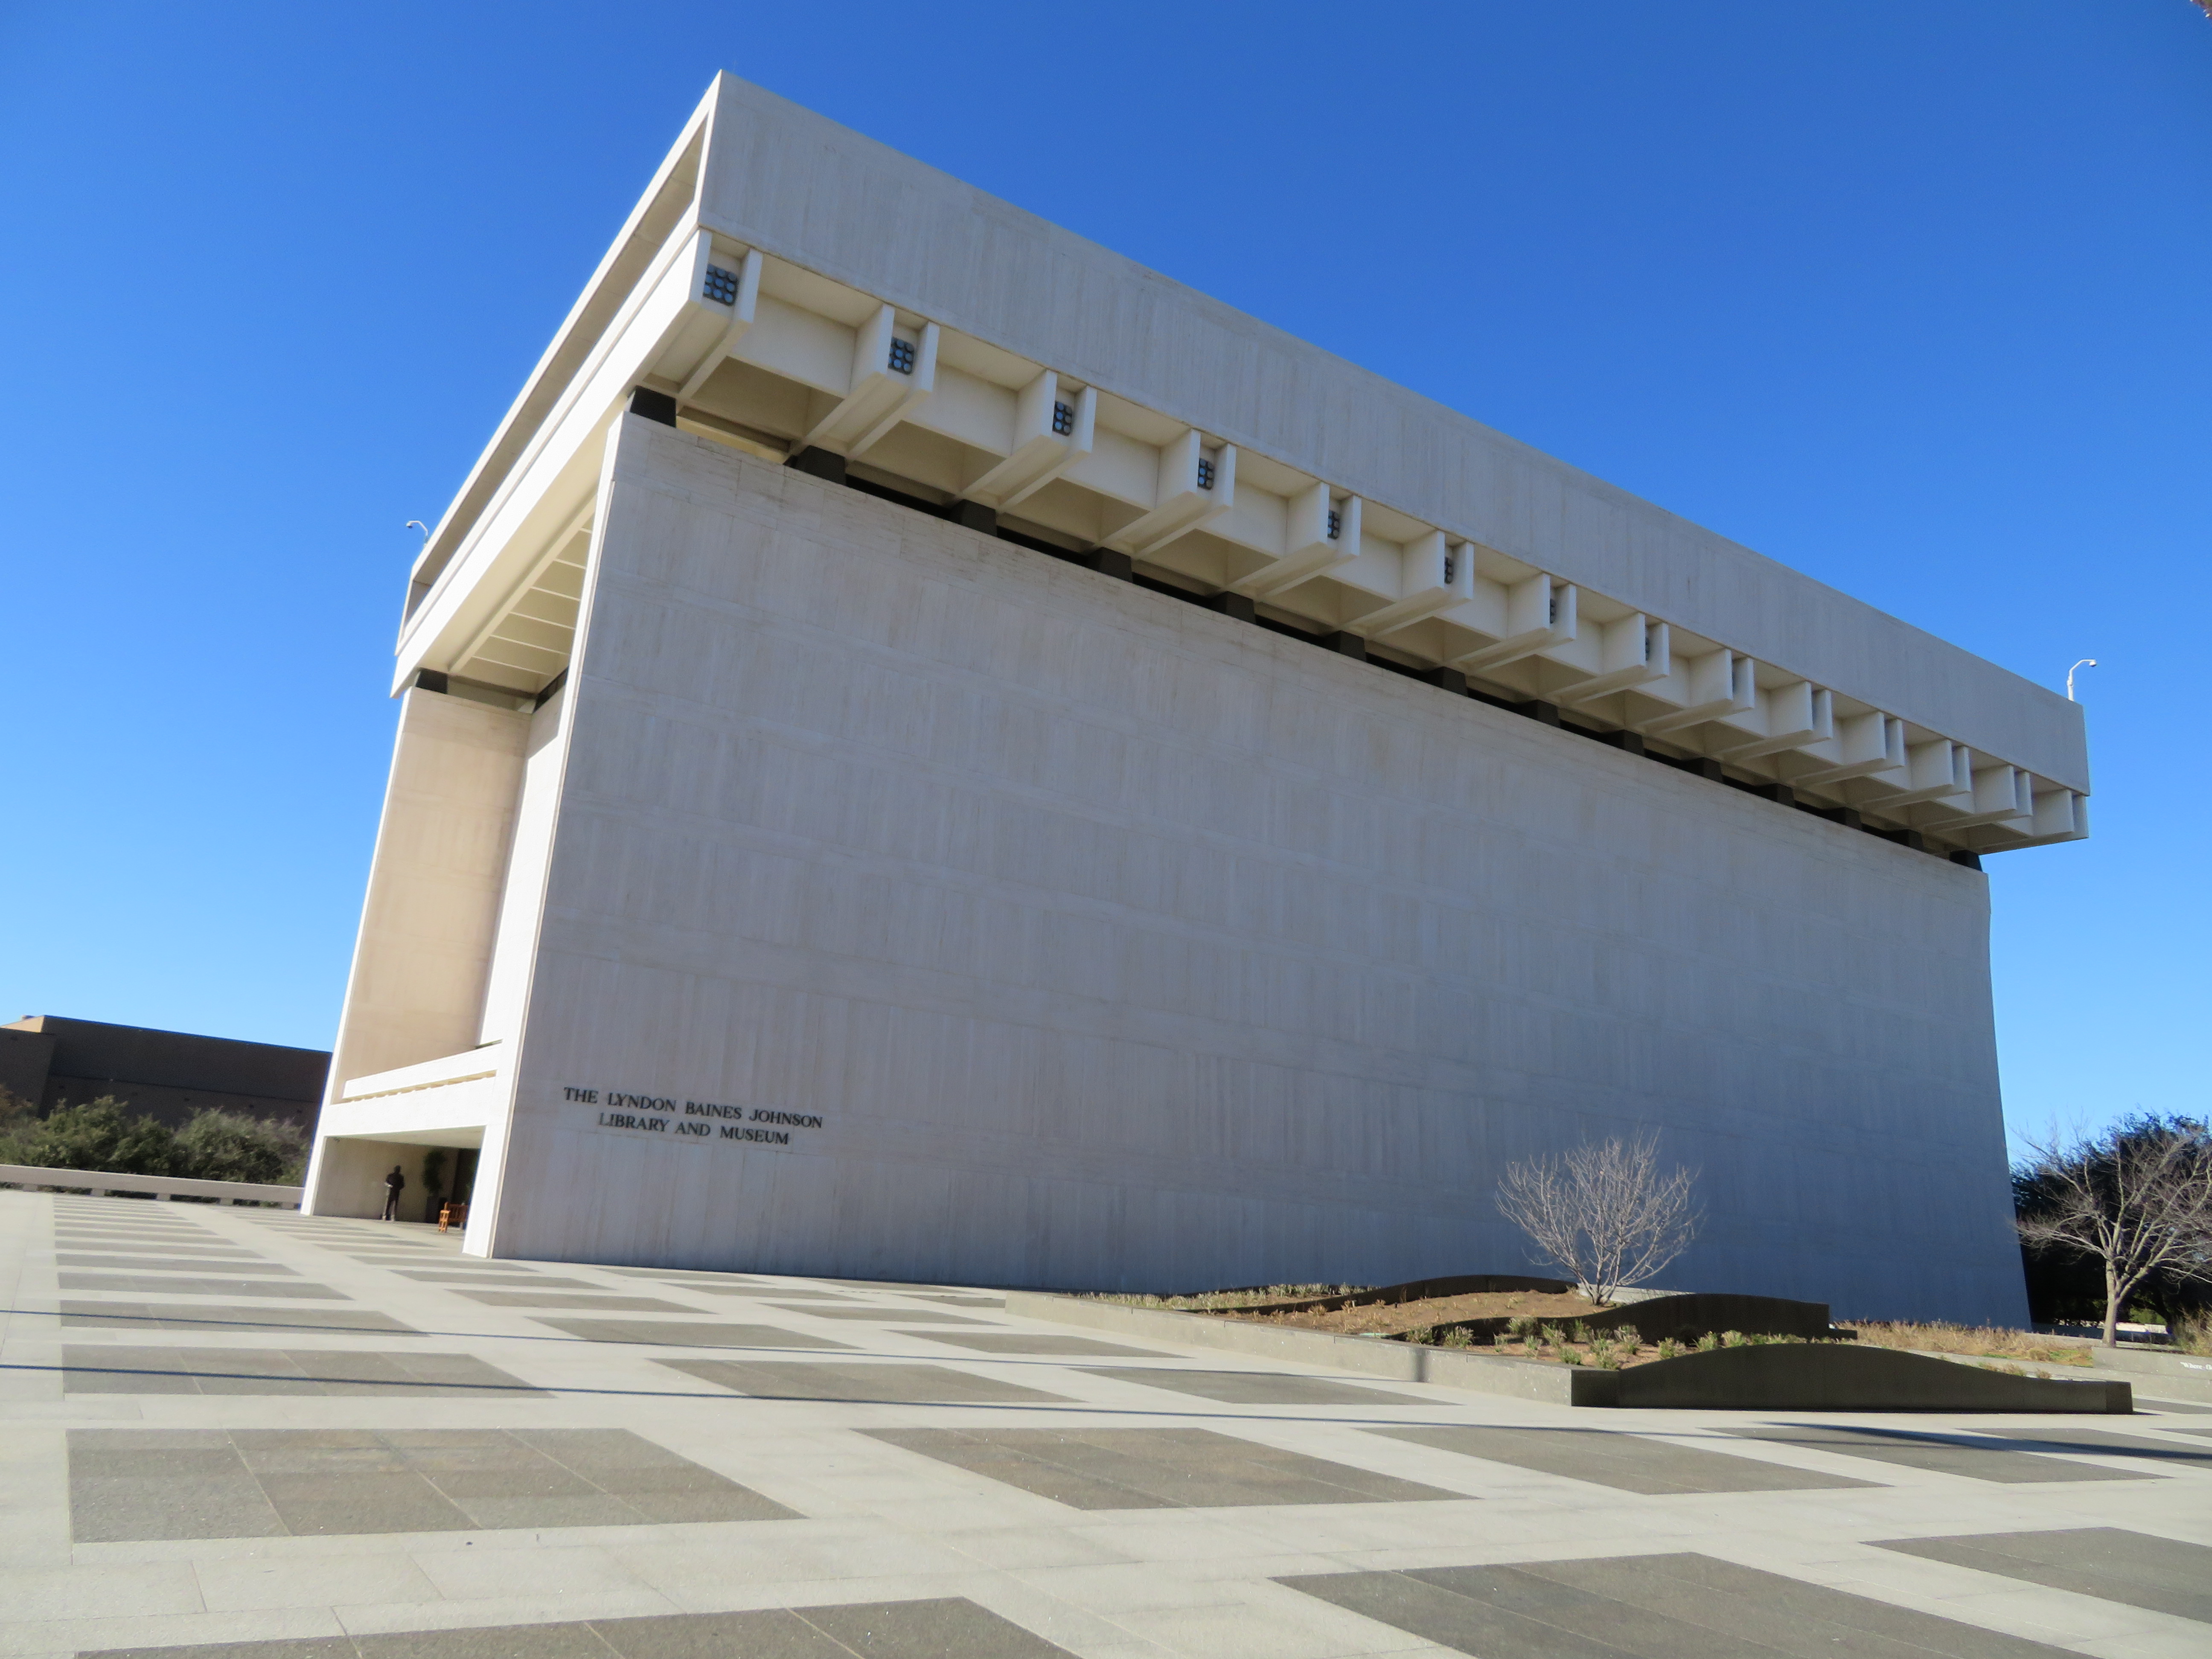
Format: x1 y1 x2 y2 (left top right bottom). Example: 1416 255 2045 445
1448 1322 1810 1370
1226 1287 1603 1337
2172 1313 2212 1357
1082 1284 1366 1312
1841 1321 2093 1366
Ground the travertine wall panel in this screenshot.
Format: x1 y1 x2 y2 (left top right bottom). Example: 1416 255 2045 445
484 421 2023 1323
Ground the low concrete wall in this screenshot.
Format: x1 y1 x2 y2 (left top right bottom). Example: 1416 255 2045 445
2077 1344 2212 1403
1596 1343 2130 1412
0 1163 305 1207
1008 1293 2131 1412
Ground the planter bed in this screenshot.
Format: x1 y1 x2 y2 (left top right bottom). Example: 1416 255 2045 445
1007 1292 2133 1412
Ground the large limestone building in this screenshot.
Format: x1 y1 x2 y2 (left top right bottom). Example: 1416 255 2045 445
303 74 2086 1321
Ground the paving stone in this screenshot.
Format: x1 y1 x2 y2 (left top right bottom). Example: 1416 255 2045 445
58 1273 351 1299
79 1597 1072 1658
57 1301 419 1333
658 1358 1073 1404
890 1330 1165 1356
448 1291 699 1311
766 1302 998 1323
1280 1551 2083 1657
1873 1526 2212 1624
1087 1367 1428 1406
1725 1423 2162 1483
68 1428 796 1540
59 1346 545 1396
1369 1423 1881 1494
867 1426 1465 1510
531 1318 855 1349
396 1272 608 1287
55 1253 298 1275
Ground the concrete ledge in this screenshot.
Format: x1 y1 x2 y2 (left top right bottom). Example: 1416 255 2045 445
1892 1343 2212 1406
1595 1343 2131 1412
0 1162 305 1207
2075 1343 2212 1403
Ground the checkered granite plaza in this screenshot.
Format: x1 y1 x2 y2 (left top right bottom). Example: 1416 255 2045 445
3 1193 2210 1656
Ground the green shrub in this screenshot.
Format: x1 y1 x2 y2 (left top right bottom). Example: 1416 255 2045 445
1 1098 306 1186
13 1098 178 1175
1656 1338 1682 1360
174 1109 307 1185
1695 1331 1720 1352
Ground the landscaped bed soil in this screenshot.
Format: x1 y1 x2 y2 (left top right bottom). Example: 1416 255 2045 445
1221 1288 1602 1338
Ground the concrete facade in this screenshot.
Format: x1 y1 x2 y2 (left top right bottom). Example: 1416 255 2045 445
306 76 2081 1324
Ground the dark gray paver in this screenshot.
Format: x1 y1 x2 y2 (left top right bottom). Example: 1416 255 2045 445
768 1302 997 1324
77 1596 1071 1657
891 1330 1165 1357
899 1292 1006 1307
661 1284 848 1298
659 1359 1072 1404
397 1272 607 1287
1087 1368 1428 1406
55 1247 269 1262
866 1426 1464 1510
58 1273 349 1299
1281 1550 2081 1657
57 1301 417 1334
1873 1526 2212 1624
68 1427 795 1540
1369 1424 1880 1495
448 1291 698 1311
60 1347 544 1396
600 1267 774 1283
1725 1423 2160 1484
532 1318 856 1350
1973 1426 2212 1469
55 1253 297 1275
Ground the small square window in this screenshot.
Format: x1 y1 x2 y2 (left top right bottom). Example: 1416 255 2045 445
1051 400 1075 436
703 265 742 306
1325 508 1342 540
1196 457 1216 491
888 337 917 374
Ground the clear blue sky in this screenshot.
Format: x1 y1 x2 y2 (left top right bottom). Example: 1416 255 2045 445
2 5 2204 1152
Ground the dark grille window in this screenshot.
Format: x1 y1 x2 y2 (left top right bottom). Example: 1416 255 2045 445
703 265 742 305
1051 400 1075 435
888 338 917 374
1326 509 1342 540
1196 457 1216 490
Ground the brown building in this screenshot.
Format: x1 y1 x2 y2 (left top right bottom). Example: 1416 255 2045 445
0 1016 328 1133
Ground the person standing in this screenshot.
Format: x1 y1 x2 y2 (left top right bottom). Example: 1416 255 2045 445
381 1164 406 1221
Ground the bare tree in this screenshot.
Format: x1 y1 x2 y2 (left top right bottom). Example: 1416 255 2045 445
1495 1132 1701 1306
2015 1118 2212 1347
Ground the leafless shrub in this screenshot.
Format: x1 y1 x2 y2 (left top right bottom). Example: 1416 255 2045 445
2014 1120 2212 1346
1494 1132 1701 1306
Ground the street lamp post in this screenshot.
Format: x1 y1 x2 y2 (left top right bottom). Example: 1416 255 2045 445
2066 658 2097 701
